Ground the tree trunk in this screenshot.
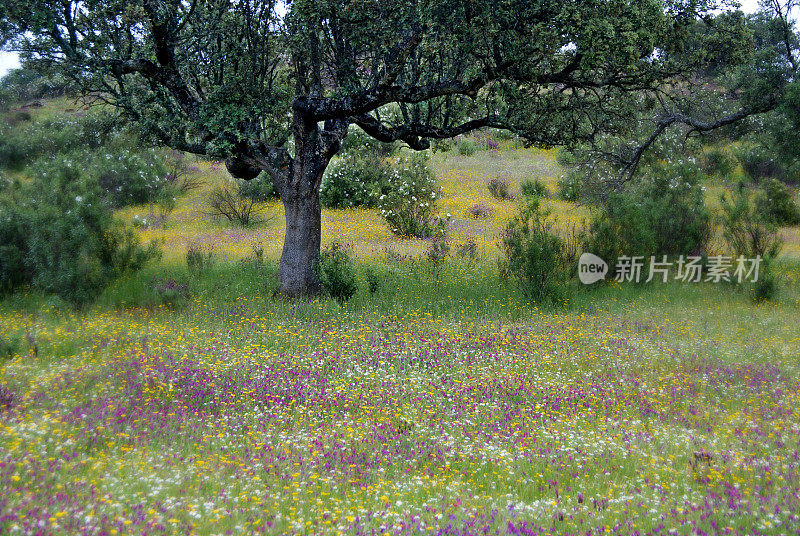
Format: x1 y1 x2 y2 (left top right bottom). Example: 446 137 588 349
278 189 323 297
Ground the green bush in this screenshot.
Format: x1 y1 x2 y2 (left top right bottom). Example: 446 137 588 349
378 153 449 238
582 163 711 272
316 242 358 302
752 265 778 302
187 244 214 273
719 186 784 303
456 140 477 156
520 178 548 198
557 173 582 202
487 178 513 200
320 151 390 209
719 185 783 259
85 149 168 207
733 143 787 183
702 147 738 178
0 160 160 304
0 67 77 105
339 125 398 157
500 199 571 302
0 335 21 361
755 178 800 225
238 171 277 202
0 111 126 170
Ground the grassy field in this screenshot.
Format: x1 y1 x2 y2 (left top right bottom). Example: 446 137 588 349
1 135 800 535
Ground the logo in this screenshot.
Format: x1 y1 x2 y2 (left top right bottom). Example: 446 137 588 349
578 253 608 284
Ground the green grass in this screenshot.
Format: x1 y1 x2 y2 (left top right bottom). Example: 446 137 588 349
2 118 800 534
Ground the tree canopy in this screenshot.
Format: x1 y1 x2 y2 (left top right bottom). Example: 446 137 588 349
1 0 795 295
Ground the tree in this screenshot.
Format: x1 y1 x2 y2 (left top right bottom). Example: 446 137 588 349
0 0 756 296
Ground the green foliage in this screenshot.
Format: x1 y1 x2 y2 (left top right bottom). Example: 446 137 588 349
520 178 548 199
0 111 124 170
702 147 738 178
756 179 800 226
0 159 160 304
87 149 168 207
363 266 381 295
557 173 582 202
457 140 477 156
500 199 571 302
320 151 390 209
187 244 214 273
238 172 277 202
378 153 449 238
487 178 513 200
316 243 358 303
339 125 398 157
752 263 778 302
582 163 711 272
0 67 77 105
0 334 21 361
719 185 783 260
733 143 788 183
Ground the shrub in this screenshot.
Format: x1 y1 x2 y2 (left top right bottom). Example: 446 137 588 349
88 149 168 207
466 204 494 219
487 178 513 200
755 179 800 225
719 185 783 259
238 171 277 202
720 186 784 303
500 199 571 302
339 125 398 157
364 266 381 295
752 265 778 302
316 242 358 302
164 150 203 193
208 184 267 226
557 173 582 202
457 140 477 156
187 244 214 273
0 335 21 361
0 125 28 169
702 147 738 178
734 143 787 183
426 238 450 273
582 163 711 272
456 238 478 260
520 178 548 199
0 160 160 304
379 153 449 238
151 277 190 308
320 151 390 209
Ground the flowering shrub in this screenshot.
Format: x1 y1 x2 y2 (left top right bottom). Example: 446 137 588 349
582 162 712 273
734 143 788 183
89 148 168 207
320 151 390 209
378 153 449 238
